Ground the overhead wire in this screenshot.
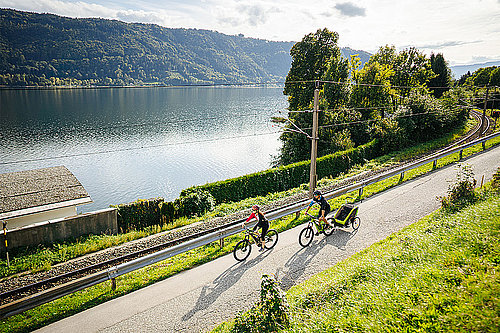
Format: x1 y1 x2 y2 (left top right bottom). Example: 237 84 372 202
0 131 282 166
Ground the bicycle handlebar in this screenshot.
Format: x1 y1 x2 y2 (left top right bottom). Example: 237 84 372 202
305 212 316 219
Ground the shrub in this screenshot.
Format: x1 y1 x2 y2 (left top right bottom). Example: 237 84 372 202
175 190 215 217
112 198 164 232
159 201 176 223
232 274 290 333
492 167 500 190
396 90 468 145
369 117 408 154
439 164 477 212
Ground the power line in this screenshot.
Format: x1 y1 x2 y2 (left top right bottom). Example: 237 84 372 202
1 111 279 135
0 131 281 166
278 110 460 133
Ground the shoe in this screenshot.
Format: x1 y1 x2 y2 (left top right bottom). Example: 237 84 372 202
315 232 319 236
259 247 265 252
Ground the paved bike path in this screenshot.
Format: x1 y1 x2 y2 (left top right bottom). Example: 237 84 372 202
35 145 500 333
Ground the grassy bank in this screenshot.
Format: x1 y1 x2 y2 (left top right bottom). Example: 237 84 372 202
1 129 499 332
214 185 500 332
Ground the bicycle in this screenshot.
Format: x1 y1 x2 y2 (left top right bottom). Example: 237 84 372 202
298 212 335 247
233 225 278 261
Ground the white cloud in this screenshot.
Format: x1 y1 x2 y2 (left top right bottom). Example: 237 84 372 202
334 2 366 17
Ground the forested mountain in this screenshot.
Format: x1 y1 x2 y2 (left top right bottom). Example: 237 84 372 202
0 9 371 87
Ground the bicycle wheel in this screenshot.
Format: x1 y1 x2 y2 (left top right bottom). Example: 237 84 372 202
323 223 335 236
233 239 251 261
264 229 278 249
352 217 361 230
298 226 314 247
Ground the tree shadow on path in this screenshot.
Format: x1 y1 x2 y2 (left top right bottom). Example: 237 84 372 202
181 247 275 321
276 228 358 291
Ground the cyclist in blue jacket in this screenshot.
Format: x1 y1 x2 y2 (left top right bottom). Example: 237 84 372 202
305 190 333 227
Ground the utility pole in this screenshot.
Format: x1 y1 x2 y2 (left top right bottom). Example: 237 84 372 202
481 86 489 136
2 221 9 267
308 82 320 198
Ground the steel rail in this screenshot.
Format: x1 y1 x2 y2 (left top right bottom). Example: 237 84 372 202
0 216 246 301
1 130 499 319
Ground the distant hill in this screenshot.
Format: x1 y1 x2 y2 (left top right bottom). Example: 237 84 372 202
0 9 371 87
451 61 500 79
341 47 371 66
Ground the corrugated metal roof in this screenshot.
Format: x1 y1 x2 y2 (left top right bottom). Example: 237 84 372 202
0 166 92 219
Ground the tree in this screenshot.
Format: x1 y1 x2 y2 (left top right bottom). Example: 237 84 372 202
350 60 394 119
457 71 471 86
283 28 342 111
368 45 435 97
473 67 495 86
489 67 500 86
278 28 347 165
428 53 452 98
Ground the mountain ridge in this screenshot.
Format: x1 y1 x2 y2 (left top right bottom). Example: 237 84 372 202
0 8 373 87
450 61 500 79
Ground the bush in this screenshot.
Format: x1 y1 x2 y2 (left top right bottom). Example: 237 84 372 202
232 274 290 333
396 90 468 145
439 164 477 212
175 190 215 217
492 167 500 190
112 198 164 232
159 201 176 223
369 117 408 154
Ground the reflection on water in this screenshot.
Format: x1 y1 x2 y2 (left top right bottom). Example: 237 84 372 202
0 87 287 212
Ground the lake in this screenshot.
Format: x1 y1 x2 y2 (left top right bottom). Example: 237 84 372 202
0 86 287 212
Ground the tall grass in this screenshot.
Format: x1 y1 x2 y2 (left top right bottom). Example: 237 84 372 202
214 186 500 332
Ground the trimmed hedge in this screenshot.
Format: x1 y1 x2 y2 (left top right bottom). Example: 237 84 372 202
181 139 379 204
111 198 164 232
111 140 378 232
111 191 217 232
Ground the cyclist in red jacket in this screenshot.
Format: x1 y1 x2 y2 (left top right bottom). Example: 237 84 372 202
245 205 269 251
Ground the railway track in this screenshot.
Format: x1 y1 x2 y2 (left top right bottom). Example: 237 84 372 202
0 108 494 308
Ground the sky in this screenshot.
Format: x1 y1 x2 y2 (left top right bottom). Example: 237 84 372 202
1 0 499 66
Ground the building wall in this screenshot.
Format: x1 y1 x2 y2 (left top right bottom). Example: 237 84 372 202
1 208 117 254
5 206 77 230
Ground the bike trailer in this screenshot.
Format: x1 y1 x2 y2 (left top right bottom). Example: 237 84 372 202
329 203 358 225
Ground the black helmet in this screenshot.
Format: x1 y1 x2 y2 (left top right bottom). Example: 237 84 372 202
313 190 322 196
252 205 259 211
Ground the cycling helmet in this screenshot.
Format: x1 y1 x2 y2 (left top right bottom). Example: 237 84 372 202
313 190 322 196
252 205 260 211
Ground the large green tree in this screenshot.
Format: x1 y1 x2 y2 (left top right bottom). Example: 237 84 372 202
368 45 435 97
283 28 342 111
278 28 349 165
428 53 452 98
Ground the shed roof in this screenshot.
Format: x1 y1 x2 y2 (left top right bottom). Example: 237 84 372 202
0 166 92 220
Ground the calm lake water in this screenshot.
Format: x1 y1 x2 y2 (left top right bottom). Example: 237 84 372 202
0 87 287 212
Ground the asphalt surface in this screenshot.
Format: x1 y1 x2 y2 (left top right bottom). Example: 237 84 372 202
35 145 500 333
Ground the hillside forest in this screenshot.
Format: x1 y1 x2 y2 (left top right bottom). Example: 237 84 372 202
0 8 370 87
